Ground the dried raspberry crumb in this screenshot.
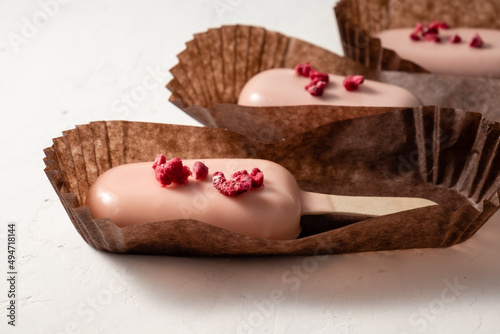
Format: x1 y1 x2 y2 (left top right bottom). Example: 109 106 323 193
448 34 461 43
343 75 364 91
426 20 449 33
152 154 166 169
410 20 450 42
294 62 311 77
250 168 264 188
424 33 440 43
155 172 172 186
305 79 327 96
212 168 264 197
212 171 226 192
295 63 330 97
423 25 439 36
469 33 484 48
413 22 424 34
152 155 192 187
409 32 421 41
180 166 191 182
438 21 450 29
213 170 252 197
193 161 209 180
309 70 329 84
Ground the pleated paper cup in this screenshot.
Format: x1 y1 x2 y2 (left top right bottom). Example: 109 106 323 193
44 107 500 256
167 25 500 142
334 0 500 73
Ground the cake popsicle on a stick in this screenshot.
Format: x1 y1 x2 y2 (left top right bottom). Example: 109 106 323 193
86 157 437 240
238 68 422 107
375 25 500 78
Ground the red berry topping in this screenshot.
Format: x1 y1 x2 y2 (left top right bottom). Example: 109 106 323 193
438 21 450 29
343 75 364 91
410 33 421 41
448 34 461 43
152 153 166 169
424 25 439 36
469 33 484 48
424 33 440 43
309 70 329 84
193 161 209 180
305 79 327 96
152 155 192 187
212 170 251 197
294 62 311 77
409 20 450 42
413 22 424 34
212 168 264 197
295 63 330 97
250 168 264 188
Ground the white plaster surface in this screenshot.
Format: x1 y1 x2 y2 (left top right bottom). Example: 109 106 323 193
0 0 499 333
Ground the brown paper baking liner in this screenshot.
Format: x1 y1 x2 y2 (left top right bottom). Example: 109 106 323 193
334 0 500 72
167 25 500 142
43 107 500 256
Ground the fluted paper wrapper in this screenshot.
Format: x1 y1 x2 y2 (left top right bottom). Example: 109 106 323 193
335 0 500 72
44 107 500 256
167 25 500 142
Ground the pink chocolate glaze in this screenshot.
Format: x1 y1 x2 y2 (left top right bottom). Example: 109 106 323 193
237 68 422 107
375 28 500 78
86 159 303 240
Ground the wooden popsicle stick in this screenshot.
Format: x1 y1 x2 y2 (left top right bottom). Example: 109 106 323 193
300 191 438 217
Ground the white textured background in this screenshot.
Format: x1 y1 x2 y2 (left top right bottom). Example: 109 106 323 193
1 0 499 333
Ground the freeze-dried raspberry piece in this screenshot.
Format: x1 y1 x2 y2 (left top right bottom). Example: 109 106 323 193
424 33 440 43
230 170 253 194
295 62 330 97
437 21 450 29
469 33 484 48
152 154 166 169
154 166 172 186
343 75 364 91
413 22 424 34
305 79 327 96
193 161 209 180
250 168 264 188
213 170 252 197
426 21 439 31
410 20 450 42
294 62 311 77
152 155 192 187
423 25 439 36
212 171 226 191
212 168 264 197
449 34 461 43
309 70 329 84
410 22 424 41
426 20 449 33
409 32 421 41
